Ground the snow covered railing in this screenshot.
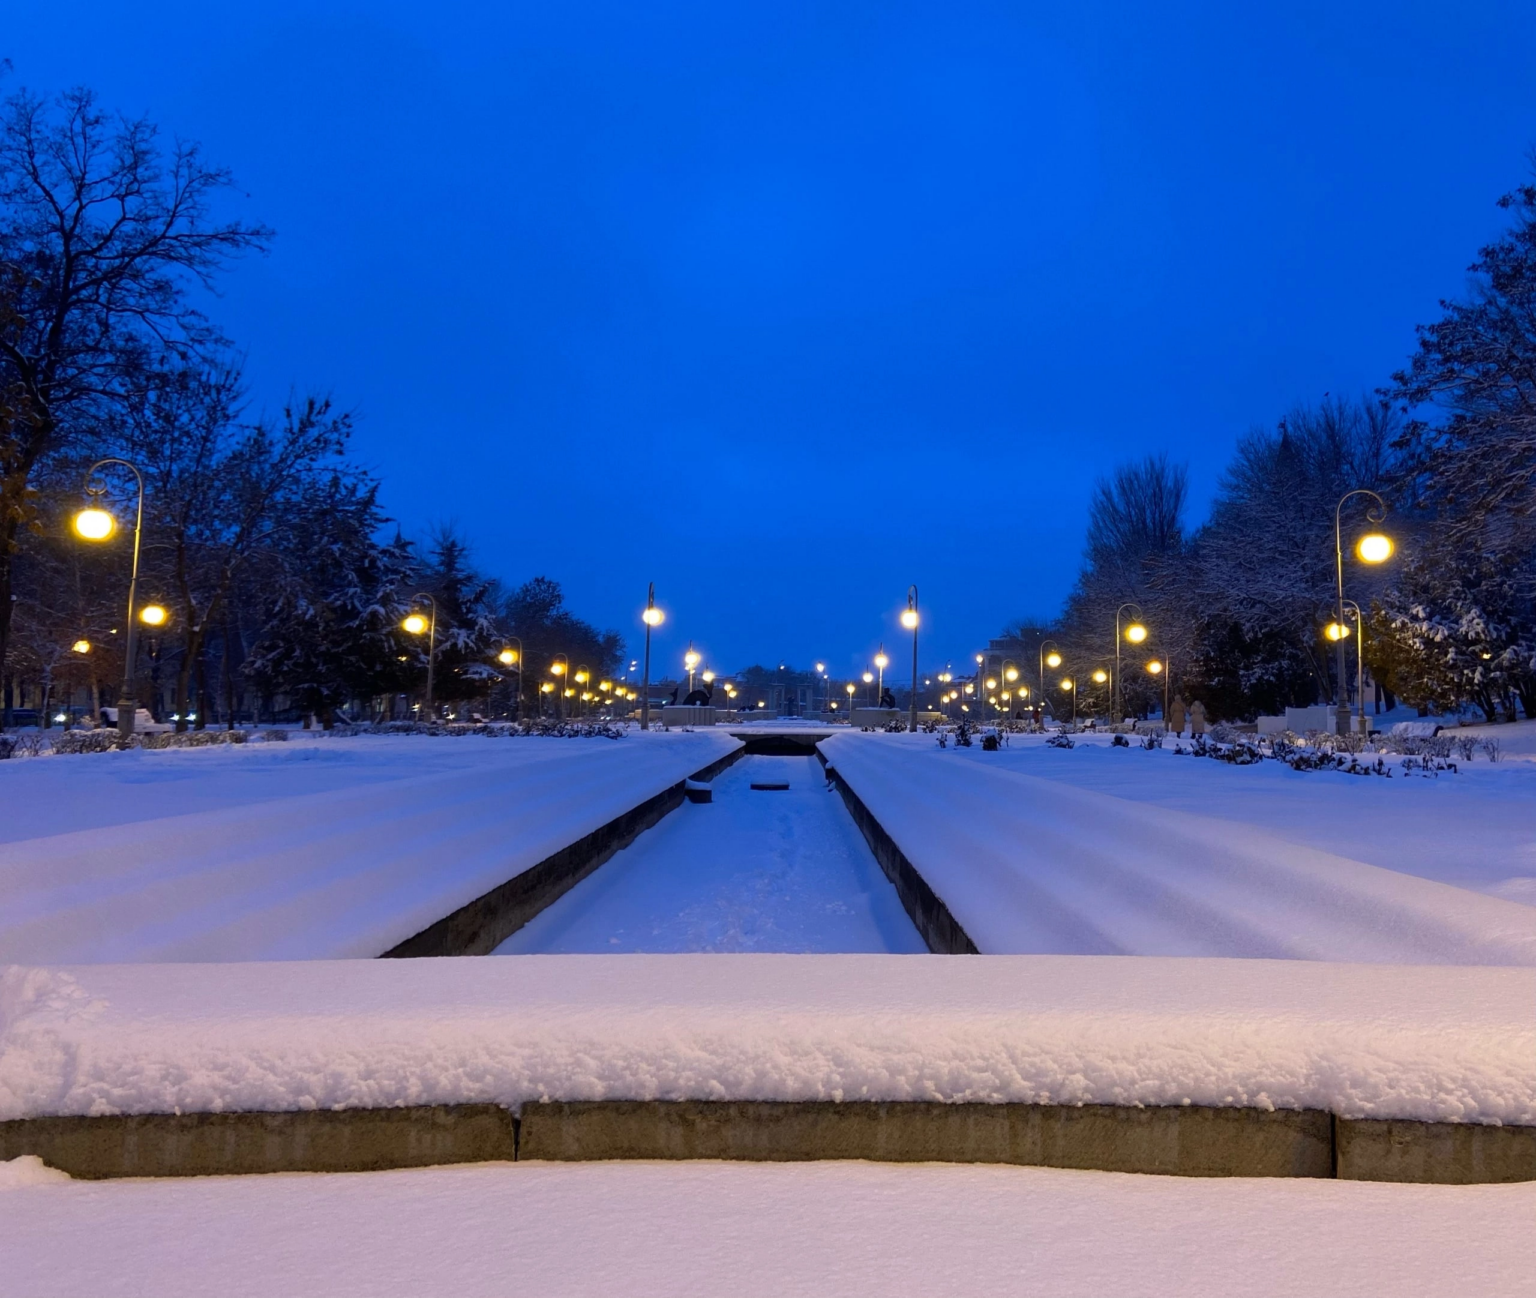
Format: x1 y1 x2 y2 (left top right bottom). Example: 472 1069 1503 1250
1 956 1532 1182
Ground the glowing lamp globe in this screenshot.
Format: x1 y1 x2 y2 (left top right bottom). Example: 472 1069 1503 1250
1046 652 1062 668
1325 621 1351 642
1357 533 1394 564
73 508 116 541
498 648 517 665
900 609 918 630
875 651 889 669
139 604 168 627
1004 666 1018 681
1147 660 1164 675
1060 678 1074 691
1092 669 1108 683
402 614 428 635
1125 623 1148 644
642 606 664 627
72 639 92 654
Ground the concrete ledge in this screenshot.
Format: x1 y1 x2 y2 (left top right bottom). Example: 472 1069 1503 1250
0 1104 516 1181
518 1100 1332 1178
820 756 979 954
7 1100 1532 1182
1338 1118 1536 1184
381 747 744 957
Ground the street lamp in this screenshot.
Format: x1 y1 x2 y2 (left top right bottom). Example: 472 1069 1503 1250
1115 604 1146 724
640 583 663 730
574 666 590 716
846 680 857 719
1060 676 1077 725
1146 656 1168 722
684 643 700 694
1341 599 1367 734
1334 489 1392 735
1001 659 1018 719
72 459 146 740
549 653 569 720
139 604 168 627
862 670 874 706
901 585 919 732
498 637 523 720
401 593 439 718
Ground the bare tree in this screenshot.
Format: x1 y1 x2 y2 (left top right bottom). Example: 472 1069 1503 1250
0 85 269 720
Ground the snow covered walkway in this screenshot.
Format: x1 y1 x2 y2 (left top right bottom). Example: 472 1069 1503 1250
4 1156 1530 1298
821 734 1536 964
0 732 739 962
498 754 925 953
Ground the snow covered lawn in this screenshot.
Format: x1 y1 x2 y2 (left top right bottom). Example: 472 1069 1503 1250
822 732 1536 962
498 753 925 953
2 1156 1531 1298
5 956 1532 1125
946 719 1536 906
0 731 739 962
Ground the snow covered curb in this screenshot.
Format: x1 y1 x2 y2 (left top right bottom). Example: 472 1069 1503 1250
2 956 1533 1126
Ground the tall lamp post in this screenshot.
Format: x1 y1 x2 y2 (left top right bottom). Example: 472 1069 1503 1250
402 593 438 719
1060 676 1077 725
497 638 523 721
874 644 889 704
1115 604 1147 724
684 643 700 695
1039 641 1061 720
72 459 146 740
1146 654 1169 722
1334 490 1393 736
1001 659 1019 719
549 652 569 720
901 586 919 732
641 583 663 730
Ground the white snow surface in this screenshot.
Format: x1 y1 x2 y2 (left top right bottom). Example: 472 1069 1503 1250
821 733 1536 963
497 754 925 953
4 1159 1532 1298
0 731 739 963
2 955 1533 1124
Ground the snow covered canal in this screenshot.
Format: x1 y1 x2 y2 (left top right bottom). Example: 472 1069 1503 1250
497 754 926 953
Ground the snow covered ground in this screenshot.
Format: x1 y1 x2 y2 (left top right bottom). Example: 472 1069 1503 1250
0 731 739 962
945 719 1536 906
6 956 1532 1124
3 1156 1531 1298
823 732 1536 962
498 754 925 953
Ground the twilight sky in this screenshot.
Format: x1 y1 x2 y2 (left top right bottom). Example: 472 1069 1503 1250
7 2 1535 677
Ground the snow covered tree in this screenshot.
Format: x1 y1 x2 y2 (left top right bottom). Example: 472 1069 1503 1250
243 483 414 727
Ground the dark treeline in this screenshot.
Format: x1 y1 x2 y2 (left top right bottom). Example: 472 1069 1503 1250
0 84 621 730
1013 167 1536 725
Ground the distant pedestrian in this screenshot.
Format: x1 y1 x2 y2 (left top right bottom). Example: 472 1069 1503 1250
1168 695 1187 736
1189 699 1207 736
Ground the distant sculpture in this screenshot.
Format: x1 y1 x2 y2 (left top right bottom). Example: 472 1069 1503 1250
1168 695 1187 736
1188 699 1207 736
682 683 714 706
879 687 896 709
668 685 680 705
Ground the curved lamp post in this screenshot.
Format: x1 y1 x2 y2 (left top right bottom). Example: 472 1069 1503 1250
497 637 523 721
1059 676 1077 726
874 644 889 706
901 586 919 731
1334 490 1393 735
640 583 662 730
1001 659 1019 720
1115 604 1147 724
402 593 438 718
72 459 146 740
548 653 570 720
1039 641 1061 720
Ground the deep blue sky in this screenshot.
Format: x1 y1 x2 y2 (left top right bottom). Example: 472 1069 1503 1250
8 3 1535 677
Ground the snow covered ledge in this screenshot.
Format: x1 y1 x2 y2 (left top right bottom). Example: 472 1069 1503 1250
1 956 1533 1181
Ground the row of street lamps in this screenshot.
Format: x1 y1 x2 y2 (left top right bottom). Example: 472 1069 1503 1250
66 470 1398 736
